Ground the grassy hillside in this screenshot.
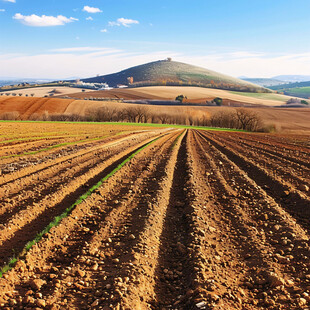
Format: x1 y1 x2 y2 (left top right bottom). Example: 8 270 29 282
228 91 289 102
82 60 270 93
270 81 310 99
280 87 310 99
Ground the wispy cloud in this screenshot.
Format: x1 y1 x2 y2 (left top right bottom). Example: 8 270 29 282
0 49 175 79
82 6 102 14
176 51 310 78
3 0 16 3
50 47 116 53
108 18 139 27
0 9 5 12
100 29 108 33
13 13 78 27
86 16 93 21
1 49 310 79
228 51 266 59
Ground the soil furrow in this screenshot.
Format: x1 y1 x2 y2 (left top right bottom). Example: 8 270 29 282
199 131 310 227
207 132 310 193
0 131 158 221
0 130 182 309
151 131 196 309
194 130 310 308
0 124 309 310
0 132 139 183
229 136 310 169
0 131 170 267
0 138 135 224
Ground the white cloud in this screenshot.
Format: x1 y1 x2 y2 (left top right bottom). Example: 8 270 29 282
82 6 102 14
0 9 5 12
13 13 78 27
3 0 16 3
86 16 93 21
108 18 139 27
100 29 108 33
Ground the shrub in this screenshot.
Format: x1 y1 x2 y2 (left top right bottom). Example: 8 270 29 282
212 97 223 106
175 95 187 103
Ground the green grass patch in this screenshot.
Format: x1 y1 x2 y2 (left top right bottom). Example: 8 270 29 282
171 130 185 149
229 91 288 102
0 135 161 278
0 120 245 132
281 87 310 98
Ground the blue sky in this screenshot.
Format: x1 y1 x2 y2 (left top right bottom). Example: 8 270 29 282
1 0 310 78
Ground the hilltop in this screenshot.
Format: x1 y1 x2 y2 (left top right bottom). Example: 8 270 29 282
81 59 270 93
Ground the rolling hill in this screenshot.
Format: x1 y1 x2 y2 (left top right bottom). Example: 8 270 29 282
65 86 291 106
81 60 270 93
270 81 310 99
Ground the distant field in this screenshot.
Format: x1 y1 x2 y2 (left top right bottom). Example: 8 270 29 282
0 85 297 106
0 96 309 133
66 86 293 106
0 86 92 98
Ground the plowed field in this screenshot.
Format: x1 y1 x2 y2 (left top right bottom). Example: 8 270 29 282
0 123 309 310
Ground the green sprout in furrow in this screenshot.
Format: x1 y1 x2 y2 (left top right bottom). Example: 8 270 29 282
0 135 162 278
171 130 186 149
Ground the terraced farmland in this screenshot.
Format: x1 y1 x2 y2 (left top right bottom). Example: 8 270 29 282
0 122 309 309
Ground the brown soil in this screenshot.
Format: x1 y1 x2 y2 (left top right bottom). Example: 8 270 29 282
0 125 309 309
0 97 74 119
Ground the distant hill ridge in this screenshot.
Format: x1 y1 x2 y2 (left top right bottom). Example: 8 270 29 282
241 78 286 87
81 59 270 93
270 80 310 90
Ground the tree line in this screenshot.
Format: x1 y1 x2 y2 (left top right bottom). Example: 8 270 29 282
0 105 271 132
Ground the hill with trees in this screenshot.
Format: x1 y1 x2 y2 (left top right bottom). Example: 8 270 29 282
81 59 270 93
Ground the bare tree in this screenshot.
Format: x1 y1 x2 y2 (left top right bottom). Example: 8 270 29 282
235 108 262 131
131 106 149 123
157 113 170 124
0 111 20 120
